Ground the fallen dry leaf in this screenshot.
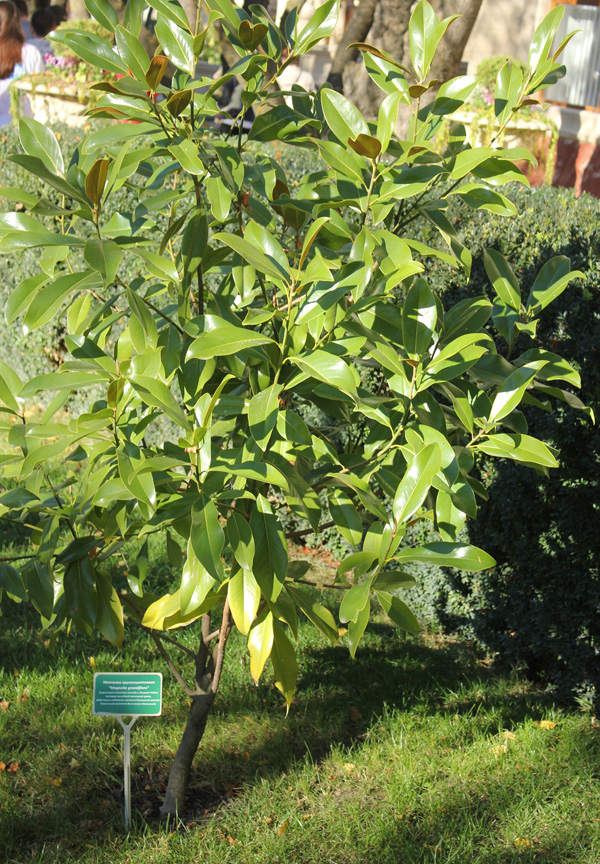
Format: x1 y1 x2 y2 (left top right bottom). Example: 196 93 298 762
503 730 517 740
490 744 508 755
514 837 533 848
539 720 557 730
18 693 28 703
6 761 18 774
0 762 5 773
277 818 289 835
0 700 9 710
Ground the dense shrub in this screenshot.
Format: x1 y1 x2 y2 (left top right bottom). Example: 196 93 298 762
407 184 600 705
2 122 597 703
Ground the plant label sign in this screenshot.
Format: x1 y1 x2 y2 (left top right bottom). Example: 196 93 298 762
93 672 162 716
92 672 162 830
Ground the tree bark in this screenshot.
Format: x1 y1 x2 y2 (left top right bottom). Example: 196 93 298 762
341 0 483 122
159 692 213 820
327 0 378 93
68 0 89 19
159 603 232 820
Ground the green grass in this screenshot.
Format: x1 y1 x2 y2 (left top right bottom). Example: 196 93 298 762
2 591 599 864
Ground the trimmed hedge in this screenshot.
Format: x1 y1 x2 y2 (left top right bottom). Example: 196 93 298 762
407 184 600 706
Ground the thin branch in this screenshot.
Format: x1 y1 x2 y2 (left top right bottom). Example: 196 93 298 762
210 598 231 696
285 519 336 541
292 577 350 591
126 613 197 660
149 630 199 697
0 554 36 563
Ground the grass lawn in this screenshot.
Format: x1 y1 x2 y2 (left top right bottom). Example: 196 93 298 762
1 565 599 864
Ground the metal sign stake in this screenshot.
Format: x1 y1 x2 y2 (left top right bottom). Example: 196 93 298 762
92 672 162 832
116 716 138 831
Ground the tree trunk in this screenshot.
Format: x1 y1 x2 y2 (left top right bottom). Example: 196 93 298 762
327 0 378 93
68 0 89 19
342 0 484 122
159 692 213 820
159 604 232 821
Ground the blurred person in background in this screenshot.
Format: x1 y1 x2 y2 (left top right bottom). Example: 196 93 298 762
0 0 43 125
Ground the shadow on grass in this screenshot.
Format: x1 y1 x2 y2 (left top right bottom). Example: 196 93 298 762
0 608 561 860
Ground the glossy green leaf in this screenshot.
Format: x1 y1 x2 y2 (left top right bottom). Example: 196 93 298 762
228 567 260 635
339 577 373 624
115 24 151 81
489 363 543 424
248 609 274 681
286 584 339 642
128 375 191 430
288 350 357 397
23 560 54 619
347 598 370 659
95 572 124 647
0 563 27 602
529 5 564 69
475 433 558 468
248 384 282 451
19 117 64 177
495 60 523 126
295 0 340 53
149 0 191 32
84 238 123 286
271 623 298 707
64 556 97 627
526 256 583 313
190 496 225 581
329 491 363 547
213 231 290 283
23 270 101 334
409 0 458 80
85 0 118 31
227 510 255 571
180 544 216 615
393 443 441 525
376 590 421 634
484 248 521 310
206 176 232 221
250 494 287 601
186 323 274 359
155 15 195 74
402 278 437 358
0 360 22 414
395 542 495 571
321 88 368 147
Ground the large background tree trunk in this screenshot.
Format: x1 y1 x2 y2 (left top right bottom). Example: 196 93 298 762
341 0 484 123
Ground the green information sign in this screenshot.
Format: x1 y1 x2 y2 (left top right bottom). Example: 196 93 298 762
93 673 162 717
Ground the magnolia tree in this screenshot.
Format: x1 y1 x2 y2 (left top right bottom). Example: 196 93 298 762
0 0 585 819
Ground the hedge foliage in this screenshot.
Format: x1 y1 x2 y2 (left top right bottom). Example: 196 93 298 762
407 184 600 705
1 125 598 702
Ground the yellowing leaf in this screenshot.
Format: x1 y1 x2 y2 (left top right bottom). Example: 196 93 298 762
89 656 96 669
503 730 517 740
490 744 507 755
539 720 557 729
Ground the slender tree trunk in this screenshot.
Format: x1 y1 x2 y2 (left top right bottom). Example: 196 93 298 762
327 0 378 93
159 603 232 820
342 0 484 121
159 692 213 819
68 0 89 19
